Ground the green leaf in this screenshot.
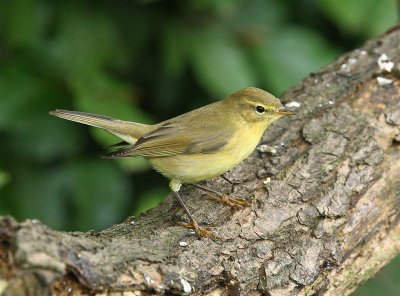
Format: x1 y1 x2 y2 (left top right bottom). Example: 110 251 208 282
190 28 257 98
318 0 398 37
252 27 340 95
48 5 124 77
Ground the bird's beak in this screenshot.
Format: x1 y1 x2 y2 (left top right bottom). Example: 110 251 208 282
275 108 297 116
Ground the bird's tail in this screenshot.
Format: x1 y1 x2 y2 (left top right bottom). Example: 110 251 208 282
49 109 153 144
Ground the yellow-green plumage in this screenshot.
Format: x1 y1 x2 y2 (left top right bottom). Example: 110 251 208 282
50 87 295 236
50 87 289 186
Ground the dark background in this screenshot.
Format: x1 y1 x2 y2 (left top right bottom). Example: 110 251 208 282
0 1 398 294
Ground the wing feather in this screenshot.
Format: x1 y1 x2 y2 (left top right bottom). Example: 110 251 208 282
104 122 234 158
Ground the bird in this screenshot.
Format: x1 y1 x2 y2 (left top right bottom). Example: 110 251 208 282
50 87 295 237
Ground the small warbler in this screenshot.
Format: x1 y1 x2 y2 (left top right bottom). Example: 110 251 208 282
50 87 295 237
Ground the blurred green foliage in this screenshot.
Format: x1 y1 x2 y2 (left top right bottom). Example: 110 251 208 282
0 0 398 294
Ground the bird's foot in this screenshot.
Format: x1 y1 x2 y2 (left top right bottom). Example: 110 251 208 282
189 183 251 209
178 221 218 239
208 194 251 209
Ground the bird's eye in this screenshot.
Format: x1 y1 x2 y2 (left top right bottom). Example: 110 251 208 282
255 105 265 114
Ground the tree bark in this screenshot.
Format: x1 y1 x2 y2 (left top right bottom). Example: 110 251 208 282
1 27 400 296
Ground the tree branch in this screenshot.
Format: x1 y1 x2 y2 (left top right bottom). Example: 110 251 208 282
1 27 400 296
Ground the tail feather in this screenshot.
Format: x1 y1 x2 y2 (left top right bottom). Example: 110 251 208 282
49 109 153 145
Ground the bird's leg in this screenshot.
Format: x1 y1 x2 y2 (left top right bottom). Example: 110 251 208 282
190 183 251 209
170 180 216 238
221 173 241 185
172 191 215 239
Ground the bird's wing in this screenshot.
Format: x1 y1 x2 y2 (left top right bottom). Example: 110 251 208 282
103 122 234 158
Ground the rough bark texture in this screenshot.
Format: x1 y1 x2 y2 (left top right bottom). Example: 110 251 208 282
1 27 400 296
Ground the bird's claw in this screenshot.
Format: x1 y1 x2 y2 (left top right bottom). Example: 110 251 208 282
208 194 251 209
178 222 218 239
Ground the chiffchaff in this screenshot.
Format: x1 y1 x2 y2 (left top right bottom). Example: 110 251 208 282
50 87 295 237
